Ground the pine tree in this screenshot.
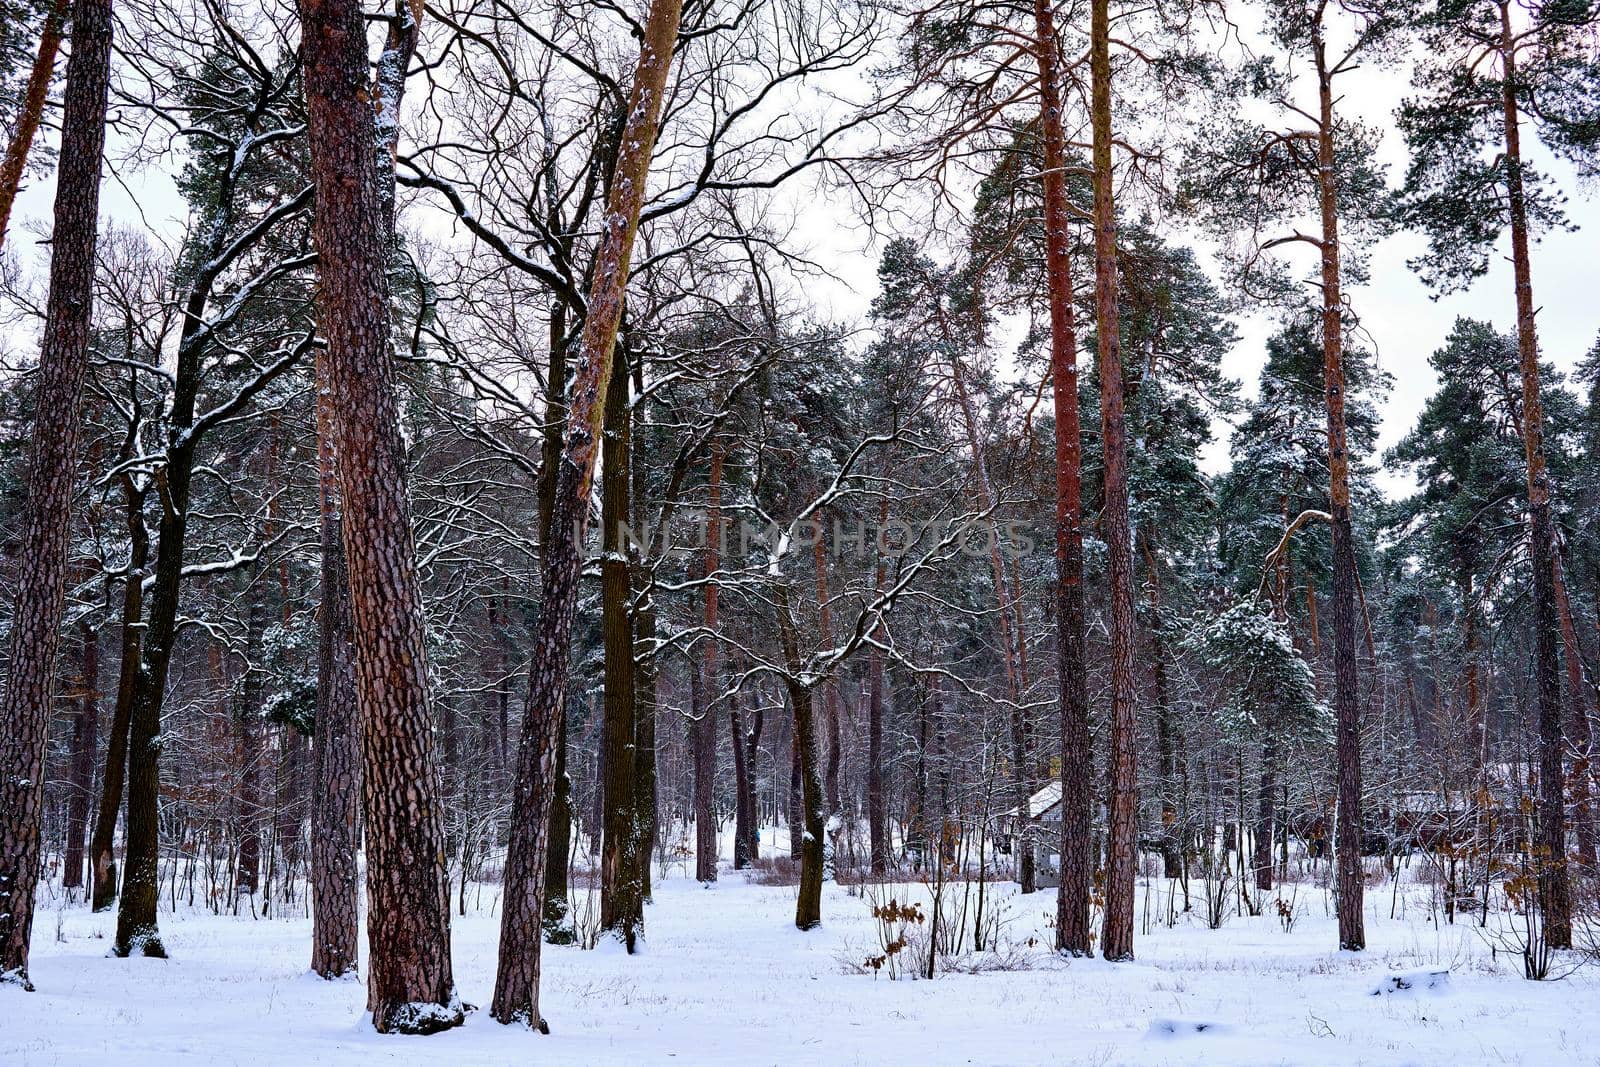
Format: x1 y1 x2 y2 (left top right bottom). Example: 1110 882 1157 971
1025 0 1092 945
300 0 462 1033
309 347 359 979
1398 0 1600 949
1182 0 1411 952
1089 0 1140 962
0 0 112 988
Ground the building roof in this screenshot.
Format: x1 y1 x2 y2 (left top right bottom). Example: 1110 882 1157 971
1000 781 1062 821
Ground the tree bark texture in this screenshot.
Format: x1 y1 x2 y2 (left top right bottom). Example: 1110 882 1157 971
1032 0 1093 955
311 352 360 979
600 347 642 946
0 0 112 987
1091 0 1138 963
301 0 461 1031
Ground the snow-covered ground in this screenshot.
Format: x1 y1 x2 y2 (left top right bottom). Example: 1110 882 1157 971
6 853 1600 1066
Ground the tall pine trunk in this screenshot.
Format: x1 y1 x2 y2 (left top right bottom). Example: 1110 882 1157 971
310 354 360 979
1499 2 1570 949
1091 0 1138 963
1031 0 1092 954
0 0 112 987
1314 28 1366 952
301 0 461 1032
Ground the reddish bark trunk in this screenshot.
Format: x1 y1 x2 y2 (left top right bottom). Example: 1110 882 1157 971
1498 2 1570 948
1308 23 1366 953
0 0 112 987
1031 0 1092 955
301 0 461 1031
0 0 68 252
1091 0 1138 963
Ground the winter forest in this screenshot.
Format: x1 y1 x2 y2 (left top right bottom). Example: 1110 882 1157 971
0 0 1599 1062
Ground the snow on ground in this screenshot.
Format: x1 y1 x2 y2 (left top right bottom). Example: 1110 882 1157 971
5 856 1600 1066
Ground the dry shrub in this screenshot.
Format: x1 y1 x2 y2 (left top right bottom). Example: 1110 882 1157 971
939 940 1037 974
748 855 802 886
862 895 925 979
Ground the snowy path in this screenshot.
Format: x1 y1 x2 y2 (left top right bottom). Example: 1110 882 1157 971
5 868 1599 1065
